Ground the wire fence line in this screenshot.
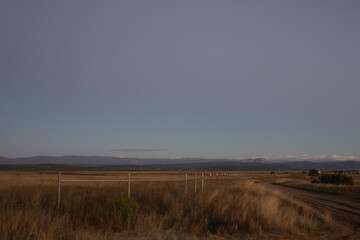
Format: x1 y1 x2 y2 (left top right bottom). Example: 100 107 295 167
57 172 210 208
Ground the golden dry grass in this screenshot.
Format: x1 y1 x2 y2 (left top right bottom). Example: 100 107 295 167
0 171 339 239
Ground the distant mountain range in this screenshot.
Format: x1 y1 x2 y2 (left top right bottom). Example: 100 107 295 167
0 155 268 165
0 155 359 171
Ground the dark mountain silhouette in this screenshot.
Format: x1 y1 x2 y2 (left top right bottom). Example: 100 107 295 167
0 155 359 171
239 157 268 163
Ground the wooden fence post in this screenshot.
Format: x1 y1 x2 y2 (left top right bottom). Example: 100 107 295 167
201 172 204 191
128 173 131 198
57 172 61 208
185 173 188 193
194 173 197 194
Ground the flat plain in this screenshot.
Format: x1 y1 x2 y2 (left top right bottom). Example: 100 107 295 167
0 170 359 239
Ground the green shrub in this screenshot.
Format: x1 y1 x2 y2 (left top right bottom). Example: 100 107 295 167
319 174 354 185
308 169 319 176
111 194 139 222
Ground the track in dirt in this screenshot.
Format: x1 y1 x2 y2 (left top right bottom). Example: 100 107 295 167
261 182 360 239
260 182 360 225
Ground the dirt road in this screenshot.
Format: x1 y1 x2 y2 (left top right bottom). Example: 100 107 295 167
260 182 360 239
260 182 360 223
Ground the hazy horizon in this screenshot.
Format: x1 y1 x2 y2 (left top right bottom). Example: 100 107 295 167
1 153 360 163
1 1 360 159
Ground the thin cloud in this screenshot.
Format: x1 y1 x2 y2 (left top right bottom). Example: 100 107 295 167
110 148 164 153
273 154 360 161
330 155 360 161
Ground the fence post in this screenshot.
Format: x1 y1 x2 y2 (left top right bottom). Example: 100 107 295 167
194 173 197 194
201 172 204 191
57 172 61 208
185 173 188 193
128 173 131 198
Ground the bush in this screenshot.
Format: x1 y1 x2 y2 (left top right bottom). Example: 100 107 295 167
319 174 354 186
111 194 139 222
308 169 319 176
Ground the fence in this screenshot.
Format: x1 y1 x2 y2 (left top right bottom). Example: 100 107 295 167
57 172 205 208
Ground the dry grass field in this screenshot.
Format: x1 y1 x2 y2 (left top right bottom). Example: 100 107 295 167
0 171 356 239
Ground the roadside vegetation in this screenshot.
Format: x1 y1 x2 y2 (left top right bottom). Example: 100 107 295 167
274 170 359 195
308 169 320 176
312 174 354 186
0 171 339 239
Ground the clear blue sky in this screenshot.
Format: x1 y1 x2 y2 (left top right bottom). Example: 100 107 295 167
1 1 359 159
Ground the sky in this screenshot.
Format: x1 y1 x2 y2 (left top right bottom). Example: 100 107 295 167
1 1 360 159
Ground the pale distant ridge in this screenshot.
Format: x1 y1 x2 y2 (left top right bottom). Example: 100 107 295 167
0 155 268 165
